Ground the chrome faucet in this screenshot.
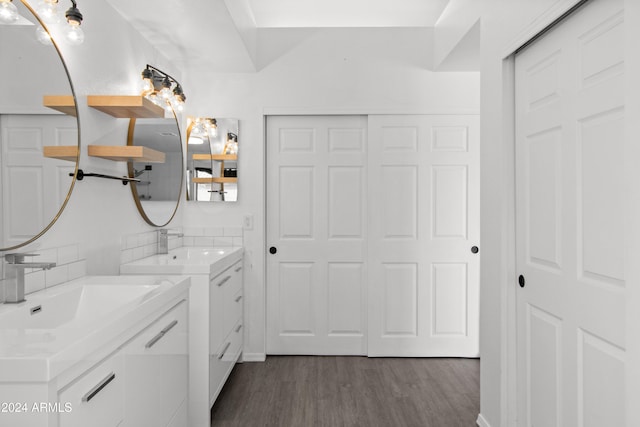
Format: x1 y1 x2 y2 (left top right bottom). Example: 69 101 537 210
157 229 184 254
4 253 56 304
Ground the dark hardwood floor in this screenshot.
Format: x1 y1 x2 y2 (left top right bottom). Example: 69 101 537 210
210 356 479 427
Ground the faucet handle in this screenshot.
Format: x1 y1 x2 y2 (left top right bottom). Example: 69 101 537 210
4 253 40 263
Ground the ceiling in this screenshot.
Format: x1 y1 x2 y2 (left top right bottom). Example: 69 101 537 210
105 0 478 73
248 0 450 28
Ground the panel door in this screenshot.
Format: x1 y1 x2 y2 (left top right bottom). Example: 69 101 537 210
266 115 368 354
515 0 625 425
1 114 76 247
367 115 480 357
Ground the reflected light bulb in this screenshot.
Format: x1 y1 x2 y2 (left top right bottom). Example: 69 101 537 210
0 0 19 24
188 136 204 145
64 21 84 45
35 25 53 45
36 0 60 24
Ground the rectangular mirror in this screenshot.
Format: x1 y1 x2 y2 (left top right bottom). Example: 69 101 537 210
187 118 238 202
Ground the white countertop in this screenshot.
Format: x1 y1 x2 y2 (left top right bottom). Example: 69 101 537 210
0 275 190 382
120 246 244 275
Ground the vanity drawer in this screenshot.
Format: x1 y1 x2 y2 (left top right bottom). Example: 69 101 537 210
58 351 124 427
223 289 243 335
122 300 188 427
209 321 244 406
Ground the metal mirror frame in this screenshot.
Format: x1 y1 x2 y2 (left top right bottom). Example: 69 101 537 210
0 0 80 251
126 110 184 227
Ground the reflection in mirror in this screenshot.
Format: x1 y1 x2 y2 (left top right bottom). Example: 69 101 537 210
127 113 184 227
0 0 79 251
187 118 238 202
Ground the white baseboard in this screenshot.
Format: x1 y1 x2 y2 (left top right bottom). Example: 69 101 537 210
476 414 491 427
241 352 266 362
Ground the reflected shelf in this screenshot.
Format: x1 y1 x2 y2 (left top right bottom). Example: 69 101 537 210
43 146 78 162
192 154 238 161
43 95 77 117
88 145 166 163
192 177 238 184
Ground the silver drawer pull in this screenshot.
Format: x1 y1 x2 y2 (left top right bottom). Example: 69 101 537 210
145 320 179 349
235 324 243 333
218 342 231 359
235 295 243 303
216 275 231 287
82 373 116 403
161 320 179 334
234 266 242 273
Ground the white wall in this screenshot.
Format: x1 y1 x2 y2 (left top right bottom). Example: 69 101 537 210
5 1 183 274
181 27 480 360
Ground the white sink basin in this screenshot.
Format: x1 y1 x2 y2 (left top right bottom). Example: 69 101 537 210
0 284 158 330
0 275 190 382
121 246 243 275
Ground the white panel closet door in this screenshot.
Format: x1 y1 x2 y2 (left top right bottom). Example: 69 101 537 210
367 115 480 357
1 114 76 247
515 0 625 425
266 115 368 355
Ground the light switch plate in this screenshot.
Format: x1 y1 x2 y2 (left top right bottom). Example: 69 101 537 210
243 214 254 230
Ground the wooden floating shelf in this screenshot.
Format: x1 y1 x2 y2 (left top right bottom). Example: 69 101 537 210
192 154 238 161
87 95 164 118
192 177 238 184
88 145 165 163
43 145 78 161
43 95 77 117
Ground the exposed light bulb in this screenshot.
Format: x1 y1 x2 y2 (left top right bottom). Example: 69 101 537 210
64 1 84 45
36 0 60 24
140 68 154 96
141 78 154 96
147 92 163 107
64 21 84 45
35 25 53 45
0 0 19 24
159 89 172 101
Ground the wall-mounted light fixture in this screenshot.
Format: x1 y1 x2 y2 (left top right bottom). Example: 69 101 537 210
140 64 186 112
16 0 85 46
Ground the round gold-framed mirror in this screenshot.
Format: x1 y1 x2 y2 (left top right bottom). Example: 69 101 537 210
0 0 80 251
126 110 184 227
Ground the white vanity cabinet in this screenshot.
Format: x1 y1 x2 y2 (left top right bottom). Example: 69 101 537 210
57 302 189 427
120 246 244 427
209 259 244 406
0 276 190 427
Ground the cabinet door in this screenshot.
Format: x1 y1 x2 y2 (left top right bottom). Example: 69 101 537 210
58 352 124 427
122 300 188 427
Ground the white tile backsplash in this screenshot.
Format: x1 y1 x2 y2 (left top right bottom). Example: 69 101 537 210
68 260 87 280
116 226 244 270
0 243 89 299
58 244 79 265
46 265 69 287
213 237 234 247
24 270 46 295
